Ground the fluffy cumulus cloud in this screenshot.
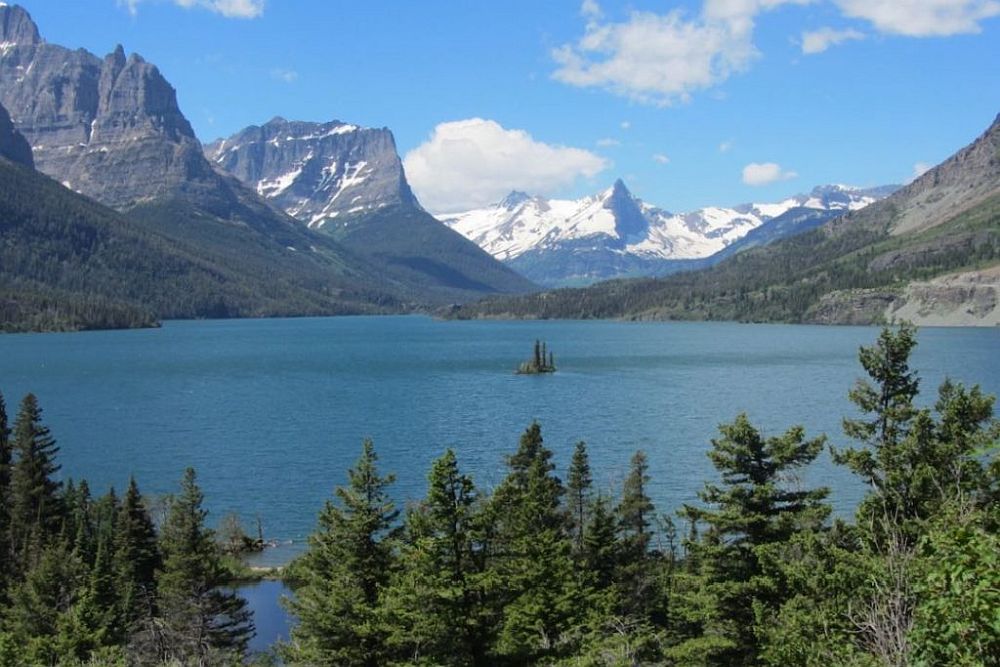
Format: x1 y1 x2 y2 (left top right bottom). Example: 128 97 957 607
835 0 1000 36
552 0 809 105
652 153 671 164
403 118 608 214
801 26 865 53
742 162 798 186
119 0 265 19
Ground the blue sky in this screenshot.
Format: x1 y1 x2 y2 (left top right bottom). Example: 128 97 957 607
24 0 1000 213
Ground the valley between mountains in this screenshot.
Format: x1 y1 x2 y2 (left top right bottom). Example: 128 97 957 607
0 2 996 332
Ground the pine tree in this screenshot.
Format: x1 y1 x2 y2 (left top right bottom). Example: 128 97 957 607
488 422 583 662
673 414 830 666
619 450 653 555
9 393 63 571
383 449 489 666
0 391 12 598
284 439 398 666
616 450 658 619
835 325 997 543
156 467 253 665
566 441 592 555
114 476 161 637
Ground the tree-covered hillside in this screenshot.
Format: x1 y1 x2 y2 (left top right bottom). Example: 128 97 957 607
0 158 404 332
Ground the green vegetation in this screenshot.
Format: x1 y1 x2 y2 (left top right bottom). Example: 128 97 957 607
449 193 1000 322
0 158 404 333
1 325 997 665
516 339 556 374
0 395 253 666
281 324 998 665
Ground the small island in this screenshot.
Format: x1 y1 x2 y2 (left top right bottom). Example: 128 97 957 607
517 339 557 374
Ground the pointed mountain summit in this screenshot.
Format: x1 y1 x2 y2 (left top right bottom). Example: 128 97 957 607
0 3 40 46
604 178 648 241
441 178 892 286
452 113 1000 325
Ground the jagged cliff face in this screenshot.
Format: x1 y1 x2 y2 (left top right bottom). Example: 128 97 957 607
0 4 220 208
0 100 32 166
206 117 420 228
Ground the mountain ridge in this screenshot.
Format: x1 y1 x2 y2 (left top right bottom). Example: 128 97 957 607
440 179 893 286
447 113 1000 325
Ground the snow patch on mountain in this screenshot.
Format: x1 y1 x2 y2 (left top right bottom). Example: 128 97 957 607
441 182 887 264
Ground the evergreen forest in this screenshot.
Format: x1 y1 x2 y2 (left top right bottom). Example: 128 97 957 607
1 324 998 665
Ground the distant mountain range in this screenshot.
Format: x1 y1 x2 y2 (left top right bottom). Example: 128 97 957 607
0 3 532 330
448 113 1000 326
441 180 895 286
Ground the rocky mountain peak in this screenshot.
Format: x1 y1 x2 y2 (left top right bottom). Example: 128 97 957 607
207 117 420 229
0 20 220 208
604 178 647 241
0 4 40 47
500 191 531 209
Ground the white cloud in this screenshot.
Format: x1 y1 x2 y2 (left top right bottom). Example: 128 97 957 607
742 161 797 185
270 68 299 83
552 0 809 105
403 118 609 214
719 140 733 153
596 137 621 147
652 153 671 164
835 0 1000 37
912 161 932 180
581 0 603 21
620 120 631 130
119 0 265 19
801 27 865 53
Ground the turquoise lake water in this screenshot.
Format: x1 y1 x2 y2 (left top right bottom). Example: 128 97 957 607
1 316 997 652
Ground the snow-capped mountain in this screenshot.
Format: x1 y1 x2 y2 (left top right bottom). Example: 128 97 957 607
205 117 419 229
440 181 894 286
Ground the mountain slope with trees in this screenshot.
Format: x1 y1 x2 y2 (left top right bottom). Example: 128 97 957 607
449 114 1000 325
0 156 404 332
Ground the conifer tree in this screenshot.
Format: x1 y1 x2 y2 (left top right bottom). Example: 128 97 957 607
9 394 63 571
583 494 618 592
156 467 253 664
114 477 161 636
0 391 12 598
674 414 829 666
383 449 489 665
488 422 582 662
835 325 997 542
616 450 658 619
566 441 592 555
284 439 398 666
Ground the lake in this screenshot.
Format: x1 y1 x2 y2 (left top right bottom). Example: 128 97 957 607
1 316 997 652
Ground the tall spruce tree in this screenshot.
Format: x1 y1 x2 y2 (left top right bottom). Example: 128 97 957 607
0 391 12 598
284 439 398 667
616 450 658 620
673 414 830 666
383 449 490 666
156 467 253 665
114 477 161 638
566 441 592 556
9 394 63 571
488 422 582 663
